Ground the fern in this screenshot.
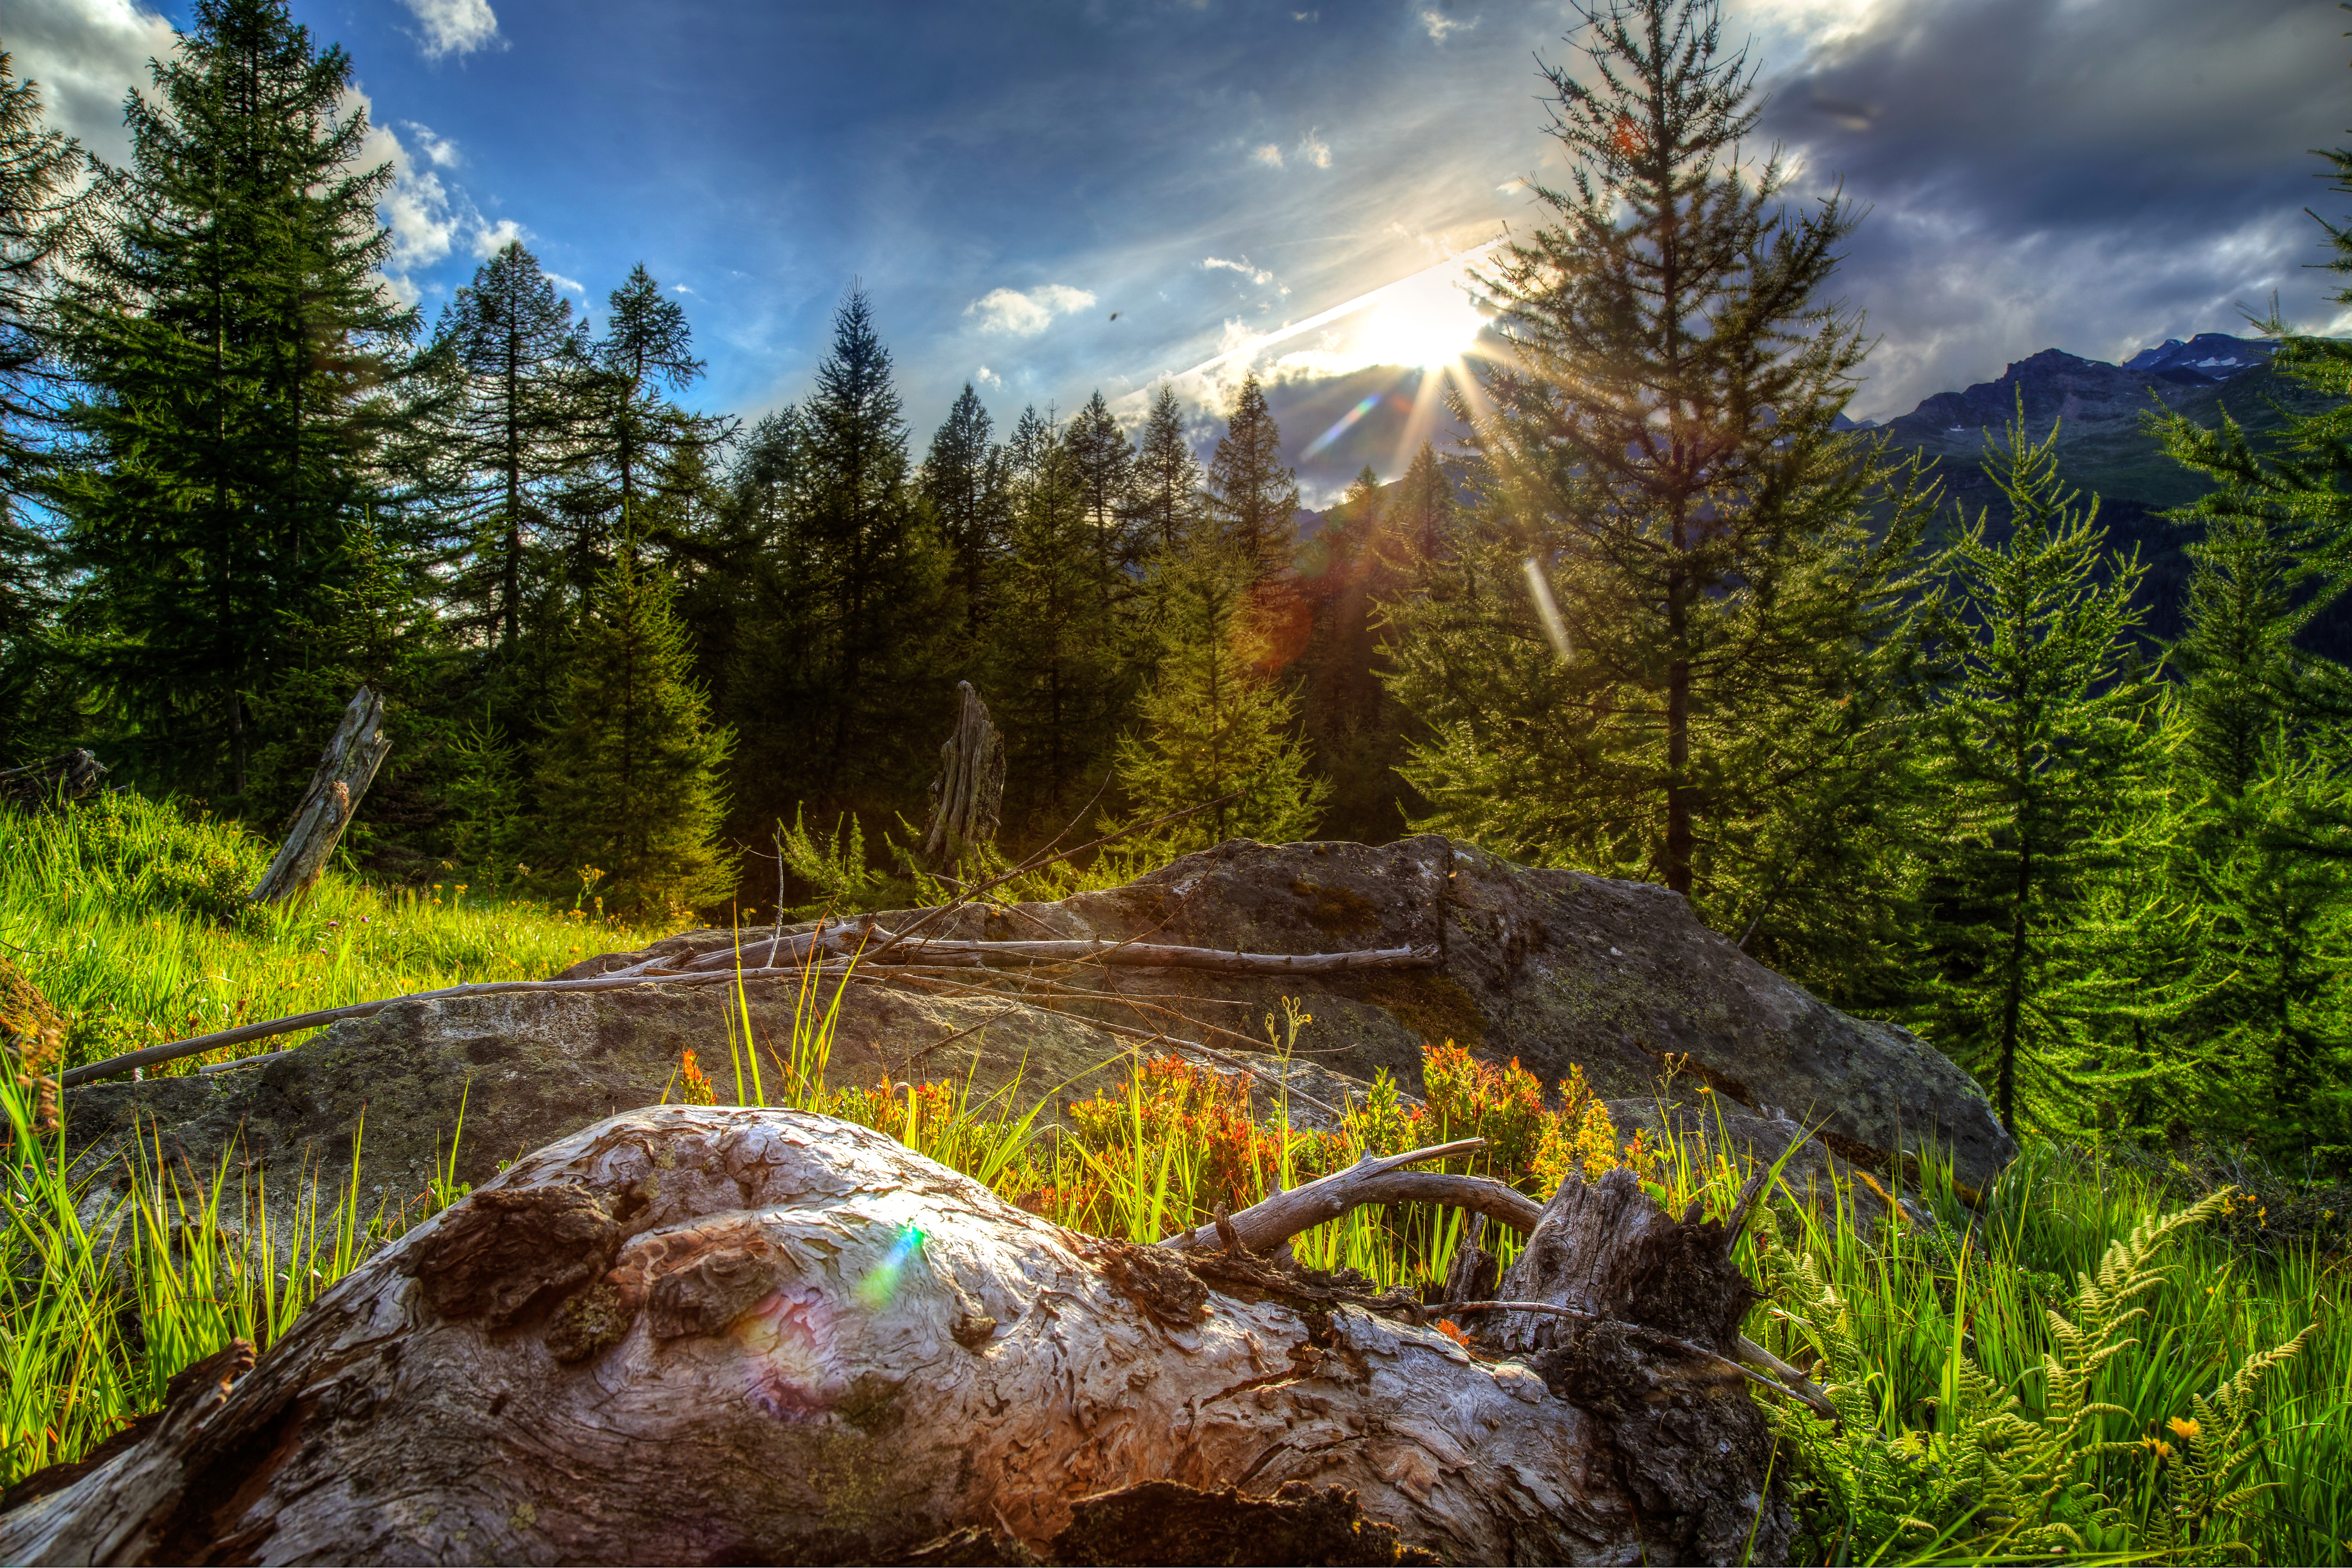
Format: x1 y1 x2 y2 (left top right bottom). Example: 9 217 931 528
1758 1189 2312 1564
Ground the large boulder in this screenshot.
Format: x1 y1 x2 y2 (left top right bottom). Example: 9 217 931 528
64 837 2012 1227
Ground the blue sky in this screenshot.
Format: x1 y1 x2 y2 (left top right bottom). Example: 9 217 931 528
9 0 2348 501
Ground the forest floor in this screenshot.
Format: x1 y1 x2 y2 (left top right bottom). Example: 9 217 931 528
3 795 2349 1563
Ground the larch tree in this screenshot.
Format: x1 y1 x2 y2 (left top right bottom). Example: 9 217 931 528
1203 371 1299 581
1114 539 1328 854
1914 408 2168 1134
1385 0 1935 972
55 0 417 808
537 547 738 920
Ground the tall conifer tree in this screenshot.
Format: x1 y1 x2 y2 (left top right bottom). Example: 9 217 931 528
1204 371 1299 581
1126 382 1203 557
0 52 92 756
57 0 416 805
1386 0 1934 958
1065 388 1137 583
1915 409 2168 1133
1115 542 1328 853
921 383 1009 635
435 241 584 653
987 416 1131 830
741 290 944 818
538 547 737 918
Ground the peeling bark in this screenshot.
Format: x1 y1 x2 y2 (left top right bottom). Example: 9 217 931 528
2 1108 1792 1566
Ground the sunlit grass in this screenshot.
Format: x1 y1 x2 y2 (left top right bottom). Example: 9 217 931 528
0 792 661 1073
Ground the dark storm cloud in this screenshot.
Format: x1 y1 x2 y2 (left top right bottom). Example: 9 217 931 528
1754 0 2348 419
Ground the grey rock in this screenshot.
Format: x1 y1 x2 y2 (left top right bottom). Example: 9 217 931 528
64 836 2012 1229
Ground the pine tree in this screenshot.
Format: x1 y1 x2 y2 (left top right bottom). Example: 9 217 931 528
738 289 945 821
1065 388 1137 582
1295 467 1417 841
987 416 1132 831
920 383 1009 635
1384 0 1935 955
55 0 417 806
1126 382 1204 557
584 263 717 541
2147 129 2352 1146
1114 541 1328 853
433 241 585 654
1204 371 1300 581
1387 441 1456 570
1915 407 2168 1133
538 547 738 919
0 51 93 757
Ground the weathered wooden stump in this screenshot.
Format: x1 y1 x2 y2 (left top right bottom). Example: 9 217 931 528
0 1107 1794 1565
248 685 390 905
921 681 1006 881
0 749 106 810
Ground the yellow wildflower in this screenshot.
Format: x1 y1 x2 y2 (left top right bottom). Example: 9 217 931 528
2168 1416 2200 1442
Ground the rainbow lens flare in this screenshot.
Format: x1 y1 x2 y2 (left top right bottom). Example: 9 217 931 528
855 1223 926 1309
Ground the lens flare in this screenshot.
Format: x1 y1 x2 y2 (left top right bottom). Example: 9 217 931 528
855 1222 926 1309
1303 394 1382 459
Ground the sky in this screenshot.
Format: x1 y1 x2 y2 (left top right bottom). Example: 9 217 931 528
7 0 2346 502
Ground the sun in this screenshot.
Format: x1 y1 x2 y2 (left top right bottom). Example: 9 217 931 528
1349 264 1490 371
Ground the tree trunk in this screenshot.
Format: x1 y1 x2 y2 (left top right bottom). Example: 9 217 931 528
248 685 391 905
921 681 1007 878
0 1107 1793 1566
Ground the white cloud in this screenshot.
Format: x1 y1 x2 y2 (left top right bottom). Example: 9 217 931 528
1298 128 1331 168
1 0 180 163
1203 256 1274 286
1252 144 1285 169
975 366 1003 389
473 218 526 258
543 270 586 295
964 283 1096 336
672 284 695 295
400 120 462 168
399 0 502 60
1421 9 1478 42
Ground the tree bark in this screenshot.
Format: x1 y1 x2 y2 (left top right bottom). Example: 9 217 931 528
921 680 1007 878
0 1106 1793 1566
248 684 391 905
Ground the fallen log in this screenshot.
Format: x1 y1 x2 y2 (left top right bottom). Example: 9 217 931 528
0 1106 1793 1565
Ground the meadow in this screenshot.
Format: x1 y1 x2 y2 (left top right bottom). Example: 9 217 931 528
3 795 2348 1564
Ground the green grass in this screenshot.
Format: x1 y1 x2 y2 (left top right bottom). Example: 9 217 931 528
3 795 2345 1563
0 790 662 1073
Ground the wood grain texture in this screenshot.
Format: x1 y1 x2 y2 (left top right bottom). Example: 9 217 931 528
2 1106 1791 1565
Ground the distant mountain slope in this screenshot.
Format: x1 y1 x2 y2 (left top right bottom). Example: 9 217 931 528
1868 332 2338 647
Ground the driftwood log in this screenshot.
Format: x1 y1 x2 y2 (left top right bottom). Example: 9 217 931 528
59 939 1436 1087
0 1106 1794 1565
921 680 1007 879
248 685 391 905
0 749 106 810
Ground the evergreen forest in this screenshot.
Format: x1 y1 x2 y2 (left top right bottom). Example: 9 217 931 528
4 0 2352 1175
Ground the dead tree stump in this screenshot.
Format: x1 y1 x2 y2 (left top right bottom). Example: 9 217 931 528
921 681 1006 881
248 685 390 905
0 749 106 810
0 1108 1793 1565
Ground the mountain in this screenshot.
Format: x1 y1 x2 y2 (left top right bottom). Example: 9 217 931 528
1868 332 2335 648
